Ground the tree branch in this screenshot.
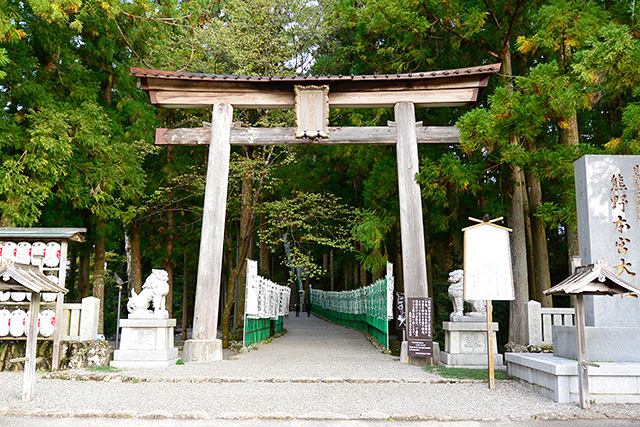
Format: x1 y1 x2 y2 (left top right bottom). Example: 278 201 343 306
482 0 502 29
114 19 153 69
501 0 526 54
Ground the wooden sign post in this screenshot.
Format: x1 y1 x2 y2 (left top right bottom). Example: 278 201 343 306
463 217 514 390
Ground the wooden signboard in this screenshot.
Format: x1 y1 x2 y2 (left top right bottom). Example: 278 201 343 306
245 260 259 319
295 85 329 139
463 220 515 301
462 217 513 389
406 297 433 358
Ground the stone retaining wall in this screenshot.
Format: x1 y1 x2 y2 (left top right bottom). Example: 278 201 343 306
0 340 113 372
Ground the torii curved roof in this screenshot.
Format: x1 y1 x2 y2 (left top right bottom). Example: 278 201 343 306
131 63 501 109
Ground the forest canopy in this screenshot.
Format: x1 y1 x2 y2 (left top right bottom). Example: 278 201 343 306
1 0 638 347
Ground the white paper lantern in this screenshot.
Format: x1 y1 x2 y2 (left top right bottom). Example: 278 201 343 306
10 309 26 337
10 292 26 302
44 241 61 268
42 293 57 302
31 241 46 265
39 309 56 337
0 309 10 336
16 242 32 264
3 241 17 262
24 310 30 336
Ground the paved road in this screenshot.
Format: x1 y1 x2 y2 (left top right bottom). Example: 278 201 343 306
1 417 639 427
0 313 638 425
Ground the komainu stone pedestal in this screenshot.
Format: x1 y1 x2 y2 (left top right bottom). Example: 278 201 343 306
440 321 504 369
111 318 178 368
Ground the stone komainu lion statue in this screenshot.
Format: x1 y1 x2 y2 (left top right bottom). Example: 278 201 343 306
127 269 170 317
447 269 486 321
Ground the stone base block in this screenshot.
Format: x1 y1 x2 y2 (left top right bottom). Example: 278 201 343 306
440 351 505 369
113 348 178 361
506 352 640 404
553 326 640 362
111 317 179 369
439 321 504 368
111 348 179 368
182 338 223 362
118 318 176 351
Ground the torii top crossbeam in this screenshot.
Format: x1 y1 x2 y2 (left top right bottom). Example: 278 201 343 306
130 63 500 109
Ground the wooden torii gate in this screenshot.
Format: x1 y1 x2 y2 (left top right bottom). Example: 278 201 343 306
131 63 500 362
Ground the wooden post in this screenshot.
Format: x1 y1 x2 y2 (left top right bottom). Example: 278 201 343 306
574 294 589 408
183 103 233 362
52 240 69 371
486 299 495 390
23 292 41 402
394 102 429 299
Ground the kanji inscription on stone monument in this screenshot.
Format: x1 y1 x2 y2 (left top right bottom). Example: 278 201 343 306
575 155 640 326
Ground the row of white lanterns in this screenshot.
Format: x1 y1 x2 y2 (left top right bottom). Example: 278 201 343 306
0 292 58 302
0 241 61 268
0 308 56 337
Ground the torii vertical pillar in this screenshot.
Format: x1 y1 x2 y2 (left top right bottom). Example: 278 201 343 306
183 103 233 362
395 101 429 298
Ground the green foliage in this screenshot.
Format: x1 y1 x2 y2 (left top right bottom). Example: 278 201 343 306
573 23 640 95
260 192 356 279
316 0 438 74
517 0 609 59
352 210 392 276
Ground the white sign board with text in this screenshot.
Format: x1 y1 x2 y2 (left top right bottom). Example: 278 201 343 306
245 260 259 318
463 223 514 301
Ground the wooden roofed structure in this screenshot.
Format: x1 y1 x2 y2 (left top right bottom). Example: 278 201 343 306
0 227 85 376
0 228 85 242
544 259 640 409
0 261 68 294
0 260 68 402
131 63 500 109
544 259 640 296
131 63 500 363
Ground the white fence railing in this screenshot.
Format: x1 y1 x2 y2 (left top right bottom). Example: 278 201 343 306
60 296 100 341
524 300 575 347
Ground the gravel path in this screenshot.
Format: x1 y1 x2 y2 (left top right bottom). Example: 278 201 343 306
0 313 638 422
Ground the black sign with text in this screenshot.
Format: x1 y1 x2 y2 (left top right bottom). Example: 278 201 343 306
406 297 433 358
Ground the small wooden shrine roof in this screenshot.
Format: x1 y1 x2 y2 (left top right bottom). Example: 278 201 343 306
0 228 86 242
0 261 68 293
131 63 501 109
544 260 640 296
